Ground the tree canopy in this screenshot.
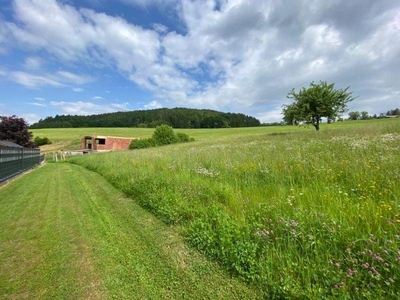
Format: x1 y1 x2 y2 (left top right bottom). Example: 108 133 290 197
30 108 261 129
282 81 355 131
0 115 35 148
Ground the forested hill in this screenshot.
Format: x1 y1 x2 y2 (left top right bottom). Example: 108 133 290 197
30 108 261 129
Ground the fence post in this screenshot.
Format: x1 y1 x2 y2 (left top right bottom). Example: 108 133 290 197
20 148 24 171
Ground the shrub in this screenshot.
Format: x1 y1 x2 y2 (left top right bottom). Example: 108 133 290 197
130 125 194 150
175 132 190 142
129 138 157 149
152 124 177 145
34 136 52 146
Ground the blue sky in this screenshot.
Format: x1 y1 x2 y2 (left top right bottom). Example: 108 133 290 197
0 0 399 125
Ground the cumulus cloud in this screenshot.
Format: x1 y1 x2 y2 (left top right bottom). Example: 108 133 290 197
153 23 168 33
21 113 41 125
1 0 399 120
50 101 130 115
143 100 163 110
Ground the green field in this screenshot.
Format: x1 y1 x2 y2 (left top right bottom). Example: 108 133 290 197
5 119 399 298
31 119 395 153
65 119 400 298
0 164 260 299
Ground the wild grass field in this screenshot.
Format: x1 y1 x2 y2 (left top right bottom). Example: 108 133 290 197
65 119 400 298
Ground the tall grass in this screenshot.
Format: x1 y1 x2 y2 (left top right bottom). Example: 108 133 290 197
69 120 400 298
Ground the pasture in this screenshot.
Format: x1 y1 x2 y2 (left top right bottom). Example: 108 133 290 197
65 119 400 298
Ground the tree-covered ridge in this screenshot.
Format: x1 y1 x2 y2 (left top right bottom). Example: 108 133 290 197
30 108 261 129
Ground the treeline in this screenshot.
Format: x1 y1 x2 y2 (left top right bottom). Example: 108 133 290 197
348 108 400 120
30 108 261 129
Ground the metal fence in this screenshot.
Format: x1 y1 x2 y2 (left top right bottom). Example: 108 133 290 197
0 147 42 183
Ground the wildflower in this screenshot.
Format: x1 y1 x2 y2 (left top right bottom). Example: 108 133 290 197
388 278 394 283
347 269 353 277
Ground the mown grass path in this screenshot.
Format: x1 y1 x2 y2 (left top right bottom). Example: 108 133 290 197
0 164 260 299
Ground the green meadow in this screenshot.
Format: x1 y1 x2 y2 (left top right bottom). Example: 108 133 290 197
31 125 311 152
4 118 399 298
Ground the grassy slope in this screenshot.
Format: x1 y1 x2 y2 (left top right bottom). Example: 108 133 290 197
0 164 261 299
68 118 400 298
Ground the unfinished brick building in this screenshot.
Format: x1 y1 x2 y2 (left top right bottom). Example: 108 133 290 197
81 136 138 151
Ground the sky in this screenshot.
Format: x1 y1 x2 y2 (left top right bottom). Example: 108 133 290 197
0 0 399 125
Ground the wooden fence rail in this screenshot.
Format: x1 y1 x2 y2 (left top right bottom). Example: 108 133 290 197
0 147 42 183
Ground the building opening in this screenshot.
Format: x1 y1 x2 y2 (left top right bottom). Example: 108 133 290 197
96 138 106 145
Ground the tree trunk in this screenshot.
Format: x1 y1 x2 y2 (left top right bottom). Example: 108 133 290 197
313 118 320 131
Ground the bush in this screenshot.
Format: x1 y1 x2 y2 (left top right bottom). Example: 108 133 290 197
129 125 194 150
129 138 157 149
34 136 52 146
152 124 177 145
175 132 190 142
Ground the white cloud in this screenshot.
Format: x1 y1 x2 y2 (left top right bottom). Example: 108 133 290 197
118 0 177 8
20 113 41 125
1 0 399 122
50 100 129 115
302 24 342 51
23 56 42 70
10 71 64 88
91 96 104 100
57 71 92 84
34 97 45 101
256 107 285 124
153 23 168 33
72 87 84 92
8 70 92 89
27 102 47 107
143 100 163 110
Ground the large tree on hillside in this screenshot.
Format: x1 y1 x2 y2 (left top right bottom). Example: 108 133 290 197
283 81 355 131
0 115 35 147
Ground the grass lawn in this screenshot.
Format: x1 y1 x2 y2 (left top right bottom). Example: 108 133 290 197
0 164 261 299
